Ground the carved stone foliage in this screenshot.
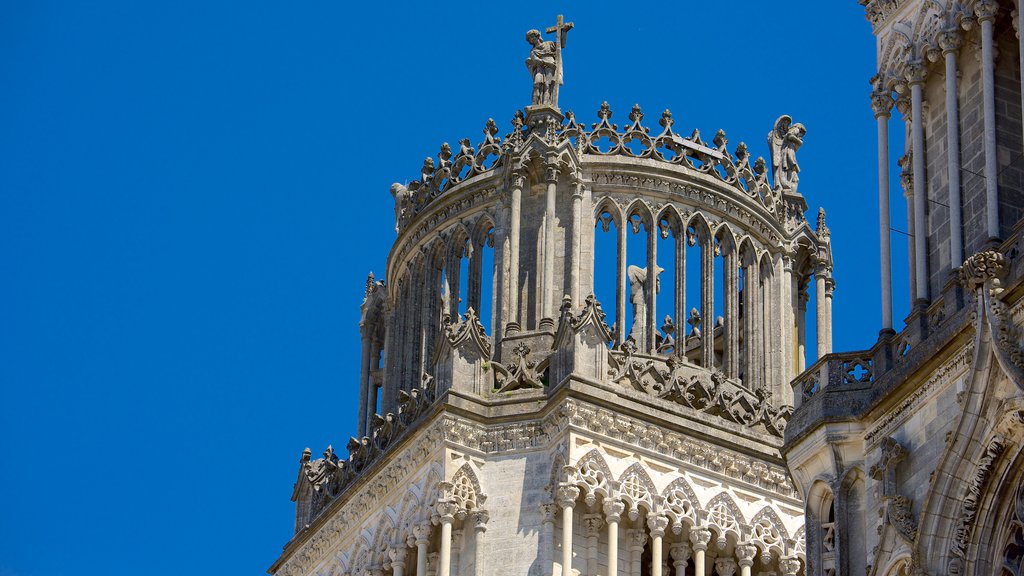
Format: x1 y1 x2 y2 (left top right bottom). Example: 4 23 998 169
608 345 792 437
294 376 438 529
950 435 1006 560
961 251 1024 391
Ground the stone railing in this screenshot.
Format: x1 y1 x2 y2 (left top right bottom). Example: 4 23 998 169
791 350 875 408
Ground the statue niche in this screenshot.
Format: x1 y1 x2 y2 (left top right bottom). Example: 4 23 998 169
626 264 663 350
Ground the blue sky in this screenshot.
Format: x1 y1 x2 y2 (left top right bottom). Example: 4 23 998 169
1 2 899 575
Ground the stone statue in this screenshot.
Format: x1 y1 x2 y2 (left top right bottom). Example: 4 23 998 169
627 264 663 349
767 115 806 194
390 183 411 233
525 16 573 108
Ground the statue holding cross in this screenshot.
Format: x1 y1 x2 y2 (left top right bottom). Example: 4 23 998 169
525 15 573 109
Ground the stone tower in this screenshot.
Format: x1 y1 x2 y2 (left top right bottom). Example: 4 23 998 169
783 2 1024 576
271 17 835 576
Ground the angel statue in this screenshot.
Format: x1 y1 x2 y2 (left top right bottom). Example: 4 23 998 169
767 115 806 194
390 183 411 233
626 264 663 350
525 16 573 108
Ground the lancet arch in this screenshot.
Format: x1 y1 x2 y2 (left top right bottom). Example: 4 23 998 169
449 463 484 512
573 449 614 498
661 477 701 530
704 492 745 542
617 462 657 516
750 506 789 556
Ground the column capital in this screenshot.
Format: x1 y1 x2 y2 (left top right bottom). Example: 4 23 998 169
669 542 692 564
628 527 648 549
778 556 802 576
510 170 527 189
975 0 999 22
603 498 625 523
895 95 912 118
689 526 712 551
557 485 581 509
735 543 758 568
647 514 670 538
544 161 560 183
540 502 558 524
715 557 738 576
905 60 927 86
413 523 432 544
871 88 895 119
470 509 490 533
389 546 408 568
937 27 962 55
435 500 458 524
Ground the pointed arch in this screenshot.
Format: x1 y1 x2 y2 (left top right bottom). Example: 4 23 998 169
573 449 614 497
685 211 713 243
750 506 789 555
617 462 657 514
705 492 745 540
661 476 700 529
450 462 483 511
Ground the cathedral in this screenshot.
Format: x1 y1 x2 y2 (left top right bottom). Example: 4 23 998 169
268 3 1024 576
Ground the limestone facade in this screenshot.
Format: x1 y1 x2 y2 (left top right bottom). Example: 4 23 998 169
270 16 836 576
784 2 1024 575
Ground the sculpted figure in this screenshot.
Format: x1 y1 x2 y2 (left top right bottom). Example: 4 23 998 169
390 183 411 233
767 115 806 194
526 29 559 106
626 264 663 350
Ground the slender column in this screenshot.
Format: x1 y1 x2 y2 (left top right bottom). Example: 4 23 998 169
724 245 739 378
777 256 793 390
365 380 379 438
815 268 828 358
646 219 658 352
939 28 965 268
689 528 711 576
616 217 628 345
571 178 583 304
897 148 917 305
389 547 408 576
670 543 691 576
437 504 456 576
797 285 808 373
468 239 483 314
750 263 763 387
735 544 757 576
701 236 715 368
541 503 557 576
978 0 1001 243
675 229 687 357
471 510 489 576
872 84 895 331
414 524 431 576
628 529 647 576
824 278 834 354
558 486 580 576
507 173 524 332
582 514 604 576
648 515 668 576
741 260 754 384
714 557 737 576
357 330 372 436
907 60 930 303
542 162 559 322
604 499 625 576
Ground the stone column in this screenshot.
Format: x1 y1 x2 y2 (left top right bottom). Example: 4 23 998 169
414 524 431 576
646 218 659 352
871 85 895 332
451 529 463 576
939 28 965 269
507 172 524 333
796 287 808 373
977 0 1001 243
542 161 559 324
815 267 830 357
617 216 627 345
468 237 483 314
724 244 739 379
701 236 715 369
558 486 580 576
689 528 711 576
628 529 647 576
358 329 372 436
907 60 929 303
437 504 457 576
715 557 737 576
647 515 669 576
541 503 557 576
779 556 802 576
389 547 408 576
670 543 691 576
571 176 583 305
582 514 604 576
735 544 757 576
675 228 687 358
604 499 625 576
471 510 489 576
896 145 917 306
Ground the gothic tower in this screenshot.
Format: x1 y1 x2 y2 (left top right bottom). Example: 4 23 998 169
271 17 835 576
